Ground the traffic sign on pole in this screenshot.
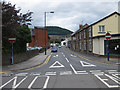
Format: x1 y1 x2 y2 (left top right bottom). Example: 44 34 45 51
8 36 16 43
105 32 111 40
105 32 111 61
8 36 16 64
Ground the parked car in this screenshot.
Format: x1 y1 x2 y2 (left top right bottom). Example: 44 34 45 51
35 47 43 50
58 45 61 48
51 46 57 52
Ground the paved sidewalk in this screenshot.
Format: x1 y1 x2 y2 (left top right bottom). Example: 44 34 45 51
65 47 120 66
2 49 51 72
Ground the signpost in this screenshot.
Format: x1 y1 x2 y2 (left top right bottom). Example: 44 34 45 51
8 36 16 64
105 32 111 61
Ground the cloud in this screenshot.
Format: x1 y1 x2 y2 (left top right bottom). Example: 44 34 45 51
4 0 119 32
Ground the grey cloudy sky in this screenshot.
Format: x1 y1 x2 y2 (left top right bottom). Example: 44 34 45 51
5 0 119 32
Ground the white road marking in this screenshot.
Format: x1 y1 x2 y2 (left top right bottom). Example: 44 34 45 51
105 70 120 74
70 54 77 57
13 76 28 88
15 73 28 76
60 71 72 75
80 61 96 67
90 70 104 75
45 72 56 76
43 76 50 89
30 73 41 76
49 61 65 68
105 74 120 84
65 58 69 62
53 55 58 57
70 64 77 74
69 64 88 74
0 76 28 89
28 76 39 89
63 55 65 57
76 71 88 74
0 77 16 89
95 74 120 88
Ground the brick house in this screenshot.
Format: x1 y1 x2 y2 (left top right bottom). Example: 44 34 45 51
71 24 93 54
28 26 50 48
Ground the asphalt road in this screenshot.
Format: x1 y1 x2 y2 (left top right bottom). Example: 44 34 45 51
1 47 120 89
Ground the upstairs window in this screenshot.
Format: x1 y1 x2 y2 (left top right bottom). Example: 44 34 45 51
99 25 105 33
89 27 92 37
84 31 86 39
79 32 81 39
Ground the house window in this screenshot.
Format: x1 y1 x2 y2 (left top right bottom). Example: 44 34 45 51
89 39 92 51
84 42 86 50
79 32 81 39
89 27 92 37
84 31 86 39
80 42 81 50
99 25 105 32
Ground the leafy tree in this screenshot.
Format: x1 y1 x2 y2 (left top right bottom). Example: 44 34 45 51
2 1 33 52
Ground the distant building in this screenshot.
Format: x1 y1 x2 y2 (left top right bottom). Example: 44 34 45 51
71 12 120 57
28 26 50 48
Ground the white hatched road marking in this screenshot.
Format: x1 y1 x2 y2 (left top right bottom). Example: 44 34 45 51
95 74 120 88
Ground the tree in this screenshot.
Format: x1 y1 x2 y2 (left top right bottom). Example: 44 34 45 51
2 1 33 52
14 25 32 52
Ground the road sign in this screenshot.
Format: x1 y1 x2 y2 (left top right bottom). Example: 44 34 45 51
8 36 16 43
105 33 111 40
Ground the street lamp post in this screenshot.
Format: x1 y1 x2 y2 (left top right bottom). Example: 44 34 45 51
44 11 54 55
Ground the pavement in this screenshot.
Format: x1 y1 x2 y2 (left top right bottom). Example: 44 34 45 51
1 47 119 73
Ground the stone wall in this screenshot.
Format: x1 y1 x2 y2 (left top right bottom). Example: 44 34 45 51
2 50 39 66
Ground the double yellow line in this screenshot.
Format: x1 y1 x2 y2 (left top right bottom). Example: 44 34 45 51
0 54 52 73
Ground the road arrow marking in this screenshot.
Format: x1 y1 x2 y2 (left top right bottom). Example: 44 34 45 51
49 61 65 68
80 61 96 67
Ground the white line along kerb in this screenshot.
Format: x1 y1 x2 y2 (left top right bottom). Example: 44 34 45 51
49 61 65 68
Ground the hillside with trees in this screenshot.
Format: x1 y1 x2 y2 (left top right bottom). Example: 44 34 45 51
46 26 73 35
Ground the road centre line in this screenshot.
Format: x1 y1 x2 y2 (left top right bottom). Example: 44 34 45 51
65 58 69 62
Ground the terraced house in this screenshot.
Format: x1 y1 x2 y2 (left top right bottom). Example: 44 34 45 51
71 11 120 57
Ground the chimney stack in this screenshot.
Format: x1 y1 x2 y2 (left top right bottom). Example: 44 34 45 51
79 24 83 30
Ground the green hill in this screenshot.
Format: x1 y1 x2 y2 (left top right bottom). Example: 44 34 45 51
46 26 73 35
